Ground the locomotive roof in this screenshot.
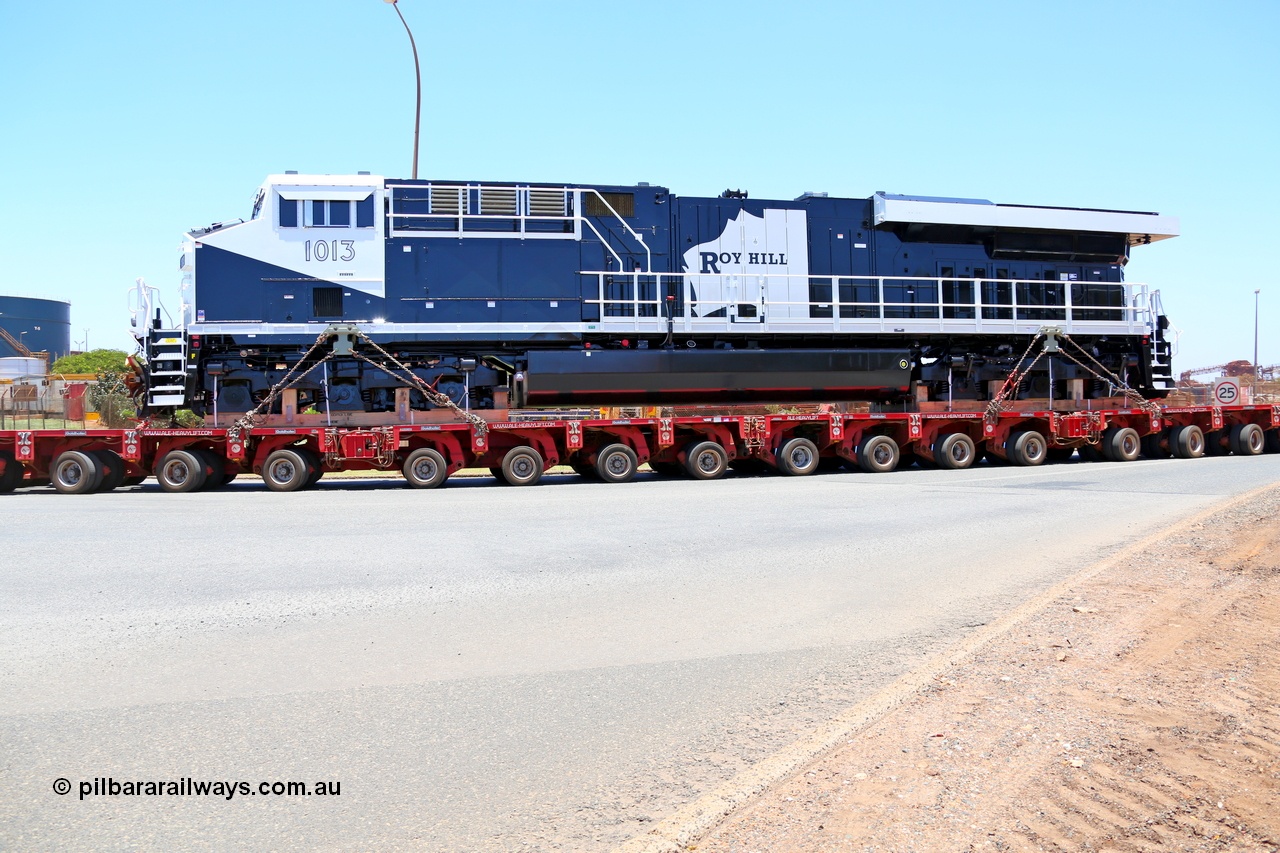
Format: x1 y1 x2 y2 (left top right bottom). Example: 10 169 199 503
258 175 1179 245
873 192 1178 246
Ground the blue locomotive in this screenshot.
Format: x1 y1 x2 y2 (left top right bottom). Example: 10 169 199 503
133 173 1178 415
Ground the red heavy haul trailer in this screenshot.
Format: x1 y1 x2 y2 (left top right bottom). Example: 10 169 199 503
2 396 1277 494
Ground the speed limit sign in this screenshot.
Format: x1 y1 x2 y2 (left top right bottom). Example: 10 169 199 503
1213 377 1241 405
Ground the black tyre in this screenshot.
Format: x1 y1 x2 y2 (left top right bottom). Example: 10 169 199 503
1266 428 1280 454
1046 447 1076 463
817 456 846 472
595 443 639 484
908 451 938 469
1104 427 1141 462
0 450 23 493
403 447 449 488
1204 429 1229 456
1077 444 1104 463
194 448 226 490
1231 423 1265 456
777 437 820 476
856 434 899 473
934 433 976 470
501 446 545 486
262 448 311 492
51 450 101 494
1172 425 1206 459
570 461 598 479
648 460 684 477
982 448 1011 466
684 440 728 480
1008 430 1047 466
489 466 506 481
729 458 772 476
91 449 127 492
157 449 206 493
121 475 147 487
298 448 324 488
1140 432 1171 459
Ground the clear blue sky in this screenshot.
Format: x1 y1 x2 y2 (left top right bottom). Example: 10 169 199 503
1 0 1275 374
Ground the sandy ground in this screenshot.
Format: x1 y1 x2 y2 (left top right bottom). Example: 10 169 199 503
692 486 1280 853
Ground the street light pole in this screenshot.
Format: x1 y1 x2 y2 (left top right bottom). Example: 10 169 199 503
383 0 422 180
1255 289 1261 398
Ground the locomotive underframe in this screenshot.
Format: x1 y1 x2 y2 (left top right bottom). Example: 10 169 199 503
180 328 1162 419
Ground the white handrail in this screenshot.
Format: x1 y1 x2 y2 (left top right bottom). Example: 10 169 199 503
577 272 1149 337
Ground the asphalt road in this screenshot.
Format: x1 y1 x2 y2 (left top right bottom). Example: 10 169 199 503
3 454 1279 851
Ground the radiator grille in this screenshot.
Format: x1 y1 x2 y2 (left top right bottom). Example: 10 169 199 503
528 189 568 217
313 287 344 318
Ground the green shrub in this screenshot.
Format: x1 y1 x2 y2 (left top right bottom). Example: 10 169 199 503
52 349 130 375
87 371 136 428
173 409 204 427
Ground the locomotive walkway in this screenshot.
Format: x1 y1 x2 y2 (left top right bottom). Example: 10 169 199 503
2 455 1279 850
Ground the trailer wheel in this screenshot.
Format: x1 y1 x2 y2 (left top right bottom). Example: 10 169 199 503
122 475 147 487
193 449 225 490
1046 448 1075 463
729 458 770 475
1204 429 1229 456
595 443 639 483
778 438 820 476
1171 425 1205 459
0 450 23 493
571 462 599 480
648 461 684 477
1266 428 1280 454
262 448 311 492
1077 444 1104 463
91 449 127 492
856 435 899 473
403 447 449 489
1007 431 1047 466
685 441 729 480
934 433 976 470
1103 427 1141 462
157 449 207 492
1141 433 1171 459
501 446 545 486
1230 423 1265 456
298 449 324 488
51 450 101 494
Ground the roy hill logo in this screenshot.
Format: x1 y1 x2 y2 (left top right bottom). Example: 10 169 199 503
699 252 790 274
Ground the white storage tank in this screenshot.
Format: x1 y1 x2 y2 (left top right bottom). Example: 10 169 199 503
0 357 44 380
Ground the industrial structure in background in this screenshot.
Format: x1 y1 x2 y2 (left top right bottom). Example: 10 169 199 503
0 294 71 369
1176 360 1279 406
1179 360 1279 385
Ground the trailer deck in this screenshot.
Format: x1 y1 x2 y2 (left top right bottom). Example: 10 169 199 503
2 402 1277 494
